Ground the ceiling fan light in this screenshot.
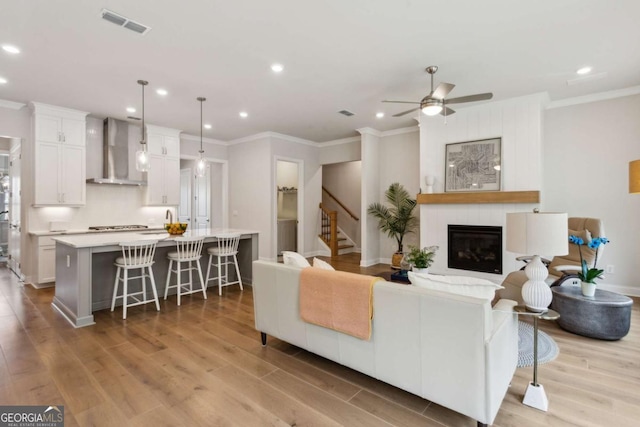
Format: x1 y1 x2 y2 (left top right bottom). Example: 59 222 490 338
421 98 443 116
422 104 442 116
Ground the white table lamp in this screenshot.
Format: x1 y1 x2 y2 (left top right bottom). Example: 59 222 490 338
506 212 568 312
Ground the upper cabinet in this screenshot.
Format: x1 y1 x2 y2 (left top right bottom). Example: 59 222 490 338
145 125 181 206
31 103 89 206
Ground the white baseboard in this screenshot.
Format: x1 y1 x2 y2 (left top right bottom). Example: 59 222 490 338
598 283 640 297
30 281 55 290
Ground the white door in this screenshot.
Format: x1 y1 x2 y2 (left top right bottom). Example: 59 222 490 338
178 168 191 224
194 164 210 230
8 144 22 279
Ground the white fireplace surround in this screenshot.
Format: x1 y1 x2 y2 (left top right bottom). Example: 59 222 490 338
419 93 547 281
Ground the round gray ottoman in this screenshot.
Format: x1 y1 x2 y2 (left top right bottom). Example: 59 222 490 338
550 286 633 340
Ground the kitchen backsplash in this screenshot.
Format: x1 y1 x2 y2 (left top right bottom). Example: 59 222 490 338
29 184 171 231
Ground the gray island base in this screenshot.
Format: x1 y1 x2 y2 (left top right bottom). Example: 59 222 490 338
52 228 259 327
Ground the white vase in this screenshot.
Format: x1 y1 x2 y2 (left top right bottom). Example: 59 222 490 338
412 267 429 274
581 281 596 297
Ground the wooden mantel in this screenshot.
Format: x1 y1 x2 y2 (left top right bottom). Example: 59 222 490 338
417 190 540 205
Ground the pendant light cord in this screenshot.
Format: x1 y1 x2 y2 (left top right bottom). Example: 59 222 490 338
197 97 206 155
137 80 149 148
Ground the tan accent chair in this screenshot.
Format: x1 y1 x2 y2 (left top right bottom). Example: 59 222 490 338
500 217 605 304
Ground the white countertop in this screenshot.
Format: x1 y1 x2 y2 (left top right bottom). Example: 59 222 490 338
29 227 165 237
51 228 259 248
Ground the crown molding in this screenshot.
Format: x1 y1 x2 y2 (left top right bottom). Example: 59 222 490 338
320 135 360 147
356 127 382 137
0 99 26 110
381 125 419 137
267 131 318 147
180 132 228 146
547 86 640 110
228 131 318 147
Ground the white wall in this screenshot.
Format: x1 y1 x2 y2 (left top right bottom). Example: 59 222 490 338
271 136 322 259
276 160 299 188
0 106 29 139
544 94 640 295
377 129 420 261
180 134 229 160
359 129 381 266
420 94 546 281
228 137 272 258
228 134 322 261
319 139 361 165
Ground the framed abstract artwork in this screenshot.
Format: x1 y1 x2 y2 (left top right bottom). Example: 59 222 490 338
445 138 501 192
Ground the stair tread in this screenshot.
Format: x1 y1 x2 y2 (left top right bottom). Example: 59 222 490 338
338 244 354 250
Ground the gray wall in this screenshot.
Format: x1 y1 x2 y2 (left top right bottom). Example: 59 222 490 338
543 94 640 294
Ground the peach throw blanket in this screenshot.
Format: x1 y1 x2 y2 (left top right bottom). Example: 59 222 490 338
299 268 381 340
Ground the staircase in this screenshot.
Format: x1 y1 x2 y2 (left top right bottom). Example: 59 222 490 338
319 203 354 257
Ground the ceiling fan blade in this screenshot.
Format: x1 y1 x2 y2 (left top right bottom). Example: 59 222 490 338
392 107 419 117
440 106 456 116
431 82 455 100
382 100 420 104
446 92 493 104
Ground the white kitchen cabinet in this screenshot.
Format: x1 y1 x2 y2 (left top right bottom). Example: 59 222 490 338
145 125 181 205
32 103 88 206
37 236 56 285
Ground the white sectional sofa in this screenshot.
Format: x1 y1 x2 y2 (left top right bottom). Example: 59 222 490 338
252 260 519 426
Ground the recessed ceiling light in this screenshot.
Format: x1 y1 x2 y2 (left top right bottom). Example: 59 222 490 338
156 88 168 96
376 112 385 118
239 111 248 118
1 45 20 54
203 124 212 129
0 77 7 84
126 107 136 113
576 66 592 75
271 63 284 73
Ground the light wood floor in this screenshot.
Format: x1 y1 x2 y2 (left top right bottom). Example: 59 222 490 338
0 255 638 426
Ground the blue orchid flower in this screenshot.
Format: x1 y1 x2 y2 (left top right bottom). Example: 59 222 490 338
568 234 610 283
568 235 584 245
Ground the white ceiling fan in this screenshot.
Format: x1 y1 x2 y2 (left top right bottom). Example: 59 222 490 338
383 66 493 117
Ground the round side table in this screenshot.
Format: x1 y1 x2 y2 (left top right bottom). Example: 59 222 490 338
514 306 560 412
551 286 632 340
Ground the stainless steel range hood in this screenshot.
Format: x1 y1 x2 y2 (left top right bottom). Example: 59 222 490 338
86 118 147 185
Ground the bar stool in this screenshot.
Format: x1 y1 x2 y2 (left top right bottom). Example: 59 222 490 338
164 236 206 305
205 233 243 295
111 240 160 319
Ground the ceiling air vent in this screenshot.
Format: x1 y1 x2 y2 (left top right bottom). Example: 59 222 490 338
100 9 152 35
338 110 355 117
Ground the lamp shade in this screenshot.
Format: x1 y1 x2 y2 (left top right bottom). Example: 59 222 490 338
630 160 640 194
506 212 568 256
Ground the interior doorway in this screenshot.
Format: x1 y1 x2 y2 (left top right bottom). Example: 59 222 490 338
274 158 303 259
2 137 23 279
179 158 228 230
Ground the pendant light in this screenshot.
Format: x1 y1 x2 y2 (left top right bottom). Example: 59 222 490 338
135 79 150 172
195 96 207 178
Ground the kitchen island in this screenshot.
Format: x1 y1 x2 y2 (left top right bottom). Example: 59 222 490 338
51 228 259 327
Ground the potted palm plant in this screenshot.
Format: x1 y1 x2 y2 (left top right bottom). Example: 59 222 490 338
367 182 418 269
